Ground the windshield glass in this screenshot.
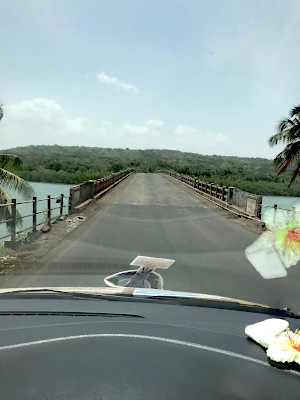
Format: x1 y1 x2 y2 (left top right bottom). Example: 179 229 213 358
0 0 299 312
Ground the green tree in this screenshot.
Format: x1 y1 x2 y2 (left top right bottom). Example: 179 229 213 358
0 104 34 228
269 105 300 186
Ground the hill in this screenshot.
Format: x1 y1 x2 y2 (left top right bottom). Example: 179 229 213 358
1 145 299 196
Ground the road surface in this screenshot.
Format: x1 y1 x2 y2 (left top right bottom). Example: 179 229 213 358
3 173 300 310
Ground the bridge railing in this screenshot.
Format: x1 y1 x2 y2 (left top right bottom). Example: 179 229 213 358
159 170 262 219
0 169 134 248
260 203 299 227
69 168 133 211
0 194 70 248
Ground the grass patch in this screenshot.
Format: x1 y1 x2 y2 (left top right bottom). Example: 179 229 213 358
0 247 20 273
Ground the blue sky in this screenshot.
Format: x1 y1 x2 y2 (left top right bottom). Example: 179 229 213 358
0 0 299 158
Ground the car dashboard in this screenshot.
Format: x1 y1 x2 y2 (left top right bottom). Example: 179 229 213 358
0 296 299 399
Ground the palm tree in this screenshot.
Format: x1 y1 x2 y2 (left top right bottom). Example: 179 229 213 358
268 105 300 186
0 104 34 230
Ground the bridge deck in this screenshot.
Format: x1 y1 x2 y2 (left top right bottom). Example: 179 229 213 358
4 173 300 310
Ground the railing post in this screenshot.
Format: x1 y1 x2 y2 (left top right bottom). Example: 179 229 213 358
257 202 262 220
221 187 225 201
60 194 64 217
256 196 262 219
210 184 213 196
4 198 20 249
11 199 16 241
273 204 277 226
228 187 235 205
68 194 73 214
33 196 37 232
47 195 51 226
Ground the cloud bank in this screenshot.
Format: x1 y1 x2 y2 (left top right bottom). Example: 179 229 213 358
0 98 231 155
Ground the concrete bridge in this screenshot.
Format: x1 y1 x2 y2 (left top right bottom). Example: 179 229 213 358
3 173 300 311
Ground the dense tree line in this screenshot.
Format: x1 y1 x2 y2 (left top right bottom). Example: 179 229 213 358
0 145 299 196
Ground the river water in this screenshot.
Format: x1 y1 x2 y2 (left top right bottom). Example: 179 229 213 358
262 196 299 210
0 182 299 243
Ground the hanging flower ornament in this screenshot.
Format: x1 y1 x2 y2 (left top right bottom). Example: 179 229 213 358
274 222 300 255
267 328 300 365
245 319 300 366
245 205 300 279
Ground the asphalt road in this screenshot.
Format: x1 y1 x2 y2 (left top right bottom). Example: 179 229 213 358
4 173 300 309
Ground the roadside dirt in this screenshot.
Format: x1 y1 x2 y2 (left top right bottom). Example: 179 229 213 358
0 204 99 276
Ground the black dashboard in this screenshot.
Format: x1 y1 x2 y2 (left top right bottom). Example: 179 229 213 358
0 296 299 399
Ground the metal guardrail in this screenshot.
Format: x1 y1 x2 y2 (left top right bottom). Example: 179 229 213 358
260 203 299 226
0 194 70 243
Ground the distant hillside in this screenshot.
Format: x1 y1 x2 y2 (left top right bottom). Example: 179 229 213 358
1 145 299 196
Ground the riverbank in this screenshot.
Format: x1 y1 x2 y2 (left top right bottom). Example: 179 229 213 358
0 211 89 282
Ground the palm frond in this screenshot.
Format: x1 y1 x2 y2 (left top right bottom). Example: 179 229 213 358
0 104 3 122
0 154 23 171
273 153 291 174
0 185 12 204
0 185 12 222
290 105 300 118
288 123 300 140
270 119 300 147
276 159 292 175
0 186 22 232
277 118 293 133
269 106 300 186
273 149 285 166
269 132 285 147
288 161 300 187
273 141 300 175
283 140 300 158
0 168 34 199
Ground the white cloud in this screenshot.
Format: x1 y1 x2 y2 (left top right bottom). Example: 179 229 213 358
0 98 87 149
174 125 198 137
121 122 163 138
146 119 164 128
122 123 150 136
0 98 231 155
97 71 138 93
173 125 229 147
96 122 230 152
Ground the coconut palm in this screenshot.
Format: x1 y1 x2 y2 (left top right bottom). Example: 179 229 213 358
268 105 300 186
0 104 34 230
